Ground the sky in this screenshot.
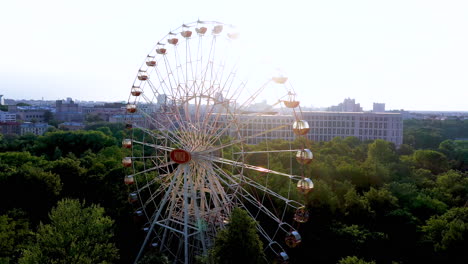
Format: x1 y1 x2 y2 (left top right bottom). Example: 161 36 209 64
0 0 467 111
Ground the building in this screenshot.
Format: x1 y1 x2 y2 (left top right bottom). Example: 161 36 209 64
302 111 402 146
7 105 53 122
109 114 146 127
373 103 385 112
0 112 16 122
0 122 20 135
327 98 363 112
232 114 295 144
232 111 403 147
82 102 125 122
58 122 85 131
55 99 83 122
20 122 51 136
0 95 4 105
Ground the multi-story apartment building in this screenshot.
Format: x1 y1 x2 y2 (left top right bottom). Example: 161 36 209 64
20 122 51 136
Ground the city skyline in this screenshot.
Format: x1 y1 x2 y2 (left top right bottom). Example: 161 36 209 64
1 0 468 111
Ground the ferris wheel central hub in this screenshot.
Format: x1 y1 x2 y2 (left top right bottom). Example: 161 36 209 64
170 149 192 164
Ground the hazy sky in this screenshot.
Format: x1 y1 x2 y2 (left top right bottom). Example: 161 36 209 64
1 0 467 111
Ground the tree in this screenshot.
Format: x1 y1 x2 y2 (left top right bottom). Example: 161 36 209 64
338 256 376 264
137 251 170 264
0 211 30 263
422 207 468 263
19 199 119 264
367 139 397 164
33 130 115 158
85 114 104 123
363 187 398 217
412 150 449 174
0 160 61 222
210 208 265 264
432 170 468 207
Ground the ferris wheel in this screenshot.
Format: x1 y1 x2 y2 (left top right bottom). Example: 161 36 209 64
122 20 314 263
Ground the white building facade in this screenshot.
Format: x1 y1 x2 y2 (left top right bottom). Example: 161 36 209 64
302 111 402 146
0 112 16 122
232 111 403 146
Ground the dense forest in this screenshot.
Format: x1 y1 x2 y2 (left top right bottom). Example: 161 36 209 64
0 119 467 263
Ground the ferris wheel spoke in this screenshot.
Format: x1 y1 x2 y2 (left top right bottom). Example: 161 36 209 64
200 167 229 221
141 182 171 209
210 164 286 225
221 66 241 101
211 166 295 246
191 113 228 150
135 166 183 263
133 160 176 178
153 65 180 101
236 200 278 245
134 112 185 145
231 174 302 209
146 78 172 105
185 37 196 84
196 161 234 213
198 123 290 155
132 140 174 152
172 45 185 90
211 164 296 213
161 54 179 96
235 79 272 112
233 149 301 155
205 155 302 181
132 162 176 183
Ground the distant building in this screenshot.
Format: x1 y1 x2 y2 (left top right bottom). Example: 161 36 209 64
7 105 50 122
20 122 51 136
0 112 16 122
55 99 83 122
232 111 403 146
0 95 4 105
109 114 146 127
59 122 85 131
303 111 402 146
327 98 363 112
373 103 385 112
82 102 125 122
0 122 20 135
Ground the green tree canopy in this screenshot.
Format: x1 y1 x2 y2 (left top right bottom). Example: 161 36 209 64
0 211 30 263
210 208 265 264
19 199 119 264
338 256 376 264
422 207 468 263
412 150 449 174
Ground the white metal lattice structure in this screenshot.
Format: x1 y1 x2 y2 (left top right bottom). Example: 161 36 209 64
122 20 313 263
